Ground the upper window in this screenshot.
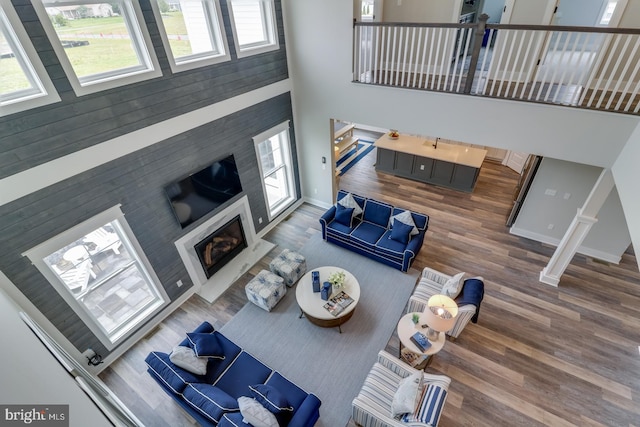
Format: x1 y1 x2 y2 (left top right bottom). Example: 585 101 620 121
0 0 60 117
228 0 279 58
150 0 230 73
253 121 297 220
23 206 168 349
30 0 162 96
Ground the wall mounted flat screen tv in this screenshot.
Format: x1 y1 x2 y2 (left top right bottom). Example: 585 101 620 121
164 154 243 228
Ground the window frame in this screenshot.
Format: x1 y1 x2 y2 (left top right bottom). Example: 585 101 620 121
22 205 168 350
227 0 279 58
0 0 60 117
253 120 297 220
30 0 162 96
149 0 230 73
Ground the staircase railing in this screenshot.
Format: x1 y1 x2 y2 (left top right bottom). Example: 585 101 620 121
353 15 640 115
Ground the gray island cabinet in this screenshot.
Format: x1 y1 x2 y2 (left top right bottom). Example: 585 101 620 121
374 134 487 192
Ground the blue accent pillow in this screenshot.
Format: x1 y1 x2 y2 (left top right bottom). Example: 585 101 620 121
249 384 293 426
186 333 225 359
390 219 413 244
335 204 355 227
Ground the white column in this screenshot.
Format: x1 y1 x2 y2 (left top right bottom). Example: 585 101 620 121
539 169 615 286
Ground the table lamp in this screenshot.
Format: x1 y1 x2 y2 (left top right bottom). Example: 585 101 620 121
422 294 458 341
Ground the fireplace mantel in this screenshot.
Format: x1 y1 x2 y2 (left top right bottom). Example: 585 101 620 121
174 195 274 303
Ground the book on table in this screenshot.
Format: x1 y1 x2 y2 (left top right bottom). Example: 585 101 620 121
323 291 354 316
409 331 432 352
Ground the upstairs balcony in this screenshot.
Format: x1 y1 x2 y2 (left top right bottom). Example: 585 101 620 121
353 16 640 116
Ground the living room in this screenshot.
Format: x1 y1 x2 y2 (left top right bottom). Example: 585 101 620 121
1 0 640 426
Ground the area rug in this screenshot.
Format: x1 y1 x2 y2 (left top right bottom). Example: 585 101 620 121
219 234 419 427
336 138 375 176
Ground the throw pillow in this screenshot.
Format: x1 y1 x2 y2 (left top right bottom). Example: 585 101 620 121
169 346 207 375
390 210 419 236
391 371 423 417
334 204 355 227
401 384 448 425
249 384 294 426
337 192 363 216
441 272 465 299
389 219 413 244
238 396 279 427
186 333 225 359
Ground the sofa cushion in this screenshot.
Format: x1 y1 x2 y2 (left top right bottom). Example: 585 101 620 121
145 351 205 394
401 384 448 425
169 345 208 375
351 222 386 251
390 210 419 236
250 384 294 426
238 396 279 427
389 219 413 244
183 383 239 423
375 230 408 260
219 412 250 427
337 192 363 217
215 352 273 399
187 332 226 358
265 371 309 410
391 207 429 232
203 332 243 383
362 199 393 227
335 204 355 227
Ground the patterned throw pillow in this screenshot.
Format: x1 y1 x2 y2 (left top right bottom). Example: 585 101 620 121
441 272 465 299
238 396 279 427
169 346 207 375
337 192 363 216
390 210 419 235
401 384 448 425
391 371 423 417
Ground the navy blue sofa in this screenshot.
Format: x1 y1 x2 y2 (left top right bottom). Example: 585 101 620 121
145 321 321 426
320 190 429 272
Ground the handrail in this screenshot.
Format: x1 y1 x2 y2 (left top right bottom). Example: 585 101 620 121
353 15 640 115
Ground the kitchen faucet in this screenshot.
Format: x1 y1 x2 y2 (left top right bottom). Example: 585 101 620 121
433 137 440 149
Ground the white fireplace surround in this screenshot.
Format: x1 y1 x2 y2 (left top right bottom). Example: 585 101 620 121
175 195 274 303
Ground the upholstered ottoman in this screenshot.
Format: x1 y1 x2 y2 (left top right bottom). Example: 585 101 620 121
245 270 286 312
269 249 307 287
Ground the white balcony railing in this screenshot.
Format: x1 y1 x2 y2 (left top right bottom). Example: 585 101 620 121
353 16 640 115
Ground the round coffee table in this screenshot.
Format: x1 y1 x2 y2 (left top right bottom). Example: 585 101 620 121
397 312 446 369
295 266 360 333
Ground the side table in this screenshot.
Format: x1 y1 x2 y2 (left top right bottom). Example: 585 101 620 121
397 312 446 369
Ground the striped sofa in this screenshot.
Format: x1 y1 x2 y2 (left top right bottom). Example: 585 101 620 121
352 351 450 427
406 267 485 340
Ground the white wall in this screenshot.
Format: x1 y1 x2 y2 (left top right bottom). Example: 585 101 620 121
554 0 603 26
511 158 631 262
482 0 505 23
0 282 112 426
613 121 640 271
382 0 458 23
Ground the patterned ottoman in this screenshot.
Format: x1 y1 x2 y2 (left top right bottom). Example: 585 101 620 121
269 249 307 287
245 270 286 312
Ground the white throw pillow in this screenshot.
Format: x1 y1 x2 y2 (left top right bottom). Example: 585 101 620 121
337 193 363 216
441 272 465 299
391 371 423 417
169 346 208 375
238 396 279 427
390 210 419 236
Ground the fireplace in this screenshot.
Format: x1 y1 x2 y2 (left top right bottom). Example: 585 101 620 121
194 215 247 279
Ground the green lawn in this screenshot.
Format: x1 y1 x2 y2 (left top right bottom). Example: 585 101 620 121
1 57 33 93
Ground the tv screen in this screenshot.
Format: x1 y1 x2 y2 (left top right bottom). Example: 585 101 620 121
164 154 243 228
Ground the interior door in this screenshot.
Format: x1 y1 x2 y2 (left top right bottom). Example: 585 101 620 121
504 150 529 174
359 0 383 22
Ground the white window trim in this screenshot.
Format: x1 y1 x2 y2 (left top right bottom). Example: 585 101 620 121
0 0 60 117
30 0 162 96
227 0 279 59
150 0 230 73
253 120 296 220
22 205 168 350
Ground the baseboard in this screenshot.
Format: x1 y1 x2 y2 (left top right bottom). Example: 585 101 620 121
509 226 621 264
303 196 332 210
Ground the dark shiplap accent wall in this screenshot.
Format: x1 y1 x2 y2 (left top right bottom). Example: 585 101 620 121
1 0 288 178
0 0 296 356
0 93 298 356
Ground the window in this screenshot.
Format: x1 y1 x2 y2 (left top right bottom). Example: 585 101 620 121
254 121 297 219
0 0 60 117
150 0 229 72
30 0 161 96
228 0 278 58
23 206 168 349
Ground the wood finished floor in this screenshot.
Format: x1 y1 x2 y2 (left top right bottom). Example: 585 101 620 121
100 141 640 427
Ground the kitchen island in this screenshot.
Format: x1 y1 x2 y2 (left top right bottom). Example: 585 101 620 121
374 134 487 192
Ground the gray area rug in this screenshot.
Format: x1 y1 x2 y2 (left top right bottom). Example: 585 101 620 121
220 233 419 427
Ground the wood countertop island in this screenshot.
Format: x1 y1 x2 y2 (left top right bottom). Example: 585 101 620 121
374 134 487 192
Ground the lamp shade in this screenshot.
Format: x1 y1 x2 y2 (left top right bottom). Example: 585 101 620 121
422 294 458 333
